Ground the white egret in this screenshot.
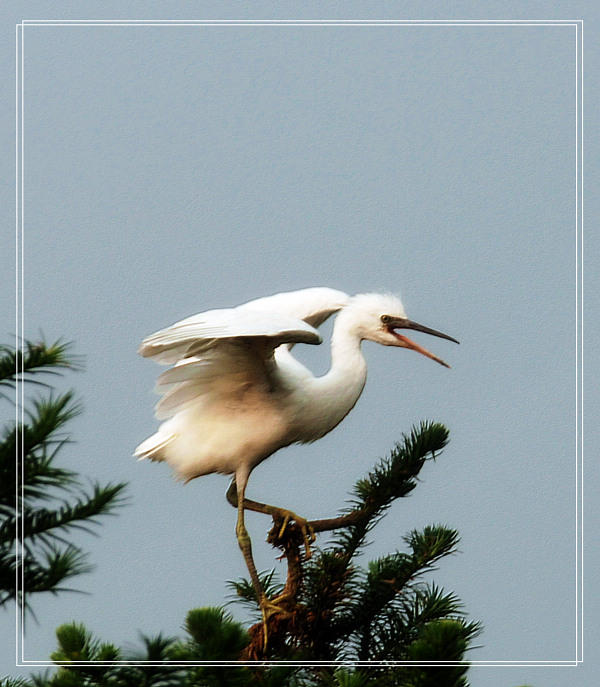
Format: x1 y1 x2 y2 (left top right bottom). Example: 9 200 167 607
135 287 458 628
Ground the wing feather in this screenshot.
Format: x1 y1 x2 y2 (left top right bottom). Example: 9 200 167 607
138 288 351 422
238 287 349 328
139 308 321 364
153 339 281 419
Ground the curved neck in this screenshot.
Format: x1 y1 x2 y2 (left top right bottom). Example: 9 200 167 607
294 311 367 440
328 311 367 388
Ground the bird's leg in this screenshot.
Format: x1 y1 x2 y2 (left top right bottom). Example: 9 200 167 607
227 479 315 558
232 472 291 651
232 473 263 600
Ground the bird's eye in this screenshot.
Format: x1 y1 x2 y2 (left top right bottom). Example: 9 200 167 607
380 315 392 324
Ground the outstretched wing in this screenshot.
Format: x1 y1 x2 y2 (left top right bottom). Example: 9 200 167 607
138 288 350 421
139 287 349 364
139 307 321 365
139 307 320 421
238 287 350 330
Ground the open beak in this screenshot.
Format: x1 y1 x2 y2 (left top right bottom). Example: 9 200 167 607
388 318 459 368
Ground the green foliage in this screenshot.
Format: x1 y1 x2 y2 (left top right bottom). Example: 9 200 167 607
227 568 285 624
0 340 79 395
173 607 249 661
1 680 33 687
168 608 299 686
3 406 490 686
311 669 372 687
22 620 181 687
332 422 450 560
281 422 479 673
0 340 127 612
170 608 258 686
22 609 295 687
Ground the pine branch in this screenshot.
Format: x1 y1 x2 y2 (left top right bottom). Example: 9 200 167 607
0 393 82 507
407 584 467 627
400 618 480 686
235 422 455 662
0 339 128 614
119 633 183 687
22 393 83 459
1 482 128 547
45 621 183 687
0 340 81 390
24 545 93 595
228 569 284 617
359 585 480 665
0 435 75 508
51 621 105 662
0 544 93 608
310 422 449 557
330 525 461 659
0 479 127 608
406 525 461 567
287 423 450 656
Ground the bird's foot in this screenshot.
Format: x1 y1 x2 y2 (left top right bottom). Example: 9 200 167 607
271 508 315 559
259 593 292 651
261 592 292 619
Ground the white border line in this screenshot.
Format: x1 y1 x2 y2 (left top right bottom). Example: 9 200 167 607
574 22 579 665
576 20 584 665
15 18 584 669
18 21 581 27
16 18 26 669
580 20 584 665
15 20 19 670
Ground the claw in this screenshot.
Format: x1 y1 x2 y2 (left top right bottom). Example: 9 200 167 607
277 513 291 539
259 593 292 650
274 509 315 558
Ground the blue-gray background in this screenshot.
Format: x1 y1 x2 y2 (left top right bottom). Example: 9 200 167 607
2 3 598 686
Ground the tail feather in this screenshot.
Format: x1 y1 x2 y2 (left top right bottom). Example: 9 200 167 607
134 432 176 462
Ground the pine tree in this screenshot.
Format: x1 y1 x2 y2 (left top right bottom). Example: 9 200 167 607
0 342 541 687
0 340 127 613
9 421 483 687
229 421 481 684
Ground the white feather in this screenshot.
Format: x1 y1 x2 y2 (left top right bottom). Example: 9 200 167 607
139 308 322 364
135 287 455 482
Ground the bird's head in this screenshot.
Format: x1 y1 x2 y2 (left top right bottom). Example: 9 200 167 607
348 293 459 368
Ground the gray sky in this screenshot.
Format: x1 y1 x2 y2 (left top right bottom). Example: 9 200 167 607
2 3 598 686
